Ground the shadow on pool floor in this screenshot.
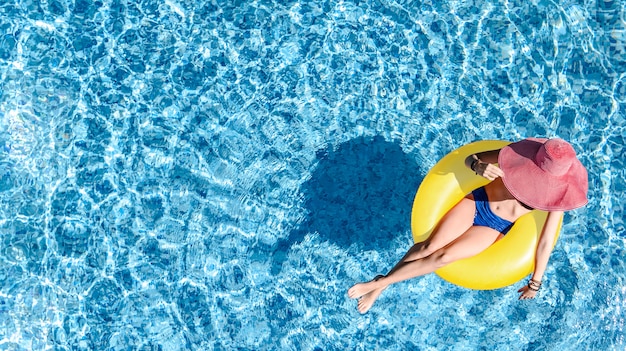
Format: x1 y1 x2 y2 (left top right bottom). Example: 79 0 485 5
272 135 425 274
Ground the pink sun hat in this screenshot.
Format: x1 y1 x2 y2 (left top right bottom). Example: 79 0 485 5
498 138 589 211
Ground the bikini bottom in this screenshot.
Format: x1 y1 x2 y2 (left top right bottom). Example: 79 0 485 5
471 186 514 235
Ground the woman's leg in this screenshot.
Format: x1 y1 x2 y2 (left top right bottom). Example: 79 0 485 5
349 227 501 313
347 196 477 312
373 226 502 288
355 196 478 294
399 195 478 263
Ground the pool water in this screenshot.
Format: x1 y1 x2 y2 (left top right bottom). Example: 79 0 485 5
1 0 624 350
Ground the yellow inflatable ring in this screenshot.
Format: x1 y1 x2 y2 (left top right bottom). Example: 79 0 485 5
411 140 562 290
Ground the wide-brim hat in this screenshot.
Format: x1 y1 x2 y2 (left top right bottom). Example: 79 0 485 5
498 138 588 211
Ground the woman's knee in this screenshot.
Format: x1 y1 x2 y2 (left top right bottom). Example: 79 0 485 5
421 242 437 257
432 250 456 268
407 241 434 261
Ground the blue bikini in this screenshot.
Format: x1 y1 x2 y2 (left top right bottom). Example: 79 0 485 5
471 187 514 235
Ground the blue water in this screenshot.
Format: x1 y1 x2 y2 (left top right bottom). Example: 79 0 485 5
0 0 624 350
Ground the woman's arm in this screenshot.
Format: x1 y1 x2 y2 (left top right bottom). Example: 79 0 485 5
518 210 564 299
464 149 504 180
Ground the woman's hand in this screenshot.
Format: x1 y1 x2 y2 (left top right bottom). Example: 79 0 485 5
474 162 504 181
518 283 539 300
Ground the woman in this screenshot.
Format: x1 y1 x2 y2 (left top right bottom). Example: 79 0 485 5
347 138 588 314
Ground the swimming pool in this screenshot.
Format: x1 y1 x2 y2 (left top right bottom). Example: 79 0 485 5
0 0 624 349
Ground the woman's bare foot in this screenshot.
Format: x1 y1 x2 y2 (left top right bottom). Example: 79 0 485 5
348 281 375 299
348 274 383 298
348 275 386 313
356 286 385 314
